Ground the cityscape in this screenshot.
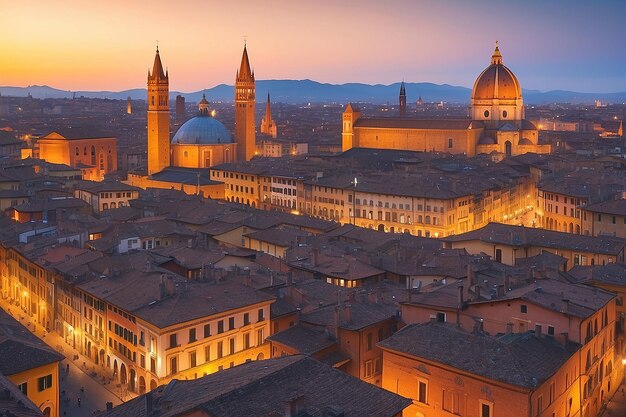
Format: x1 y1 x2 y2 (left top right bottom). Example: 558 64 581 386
1 1 626 417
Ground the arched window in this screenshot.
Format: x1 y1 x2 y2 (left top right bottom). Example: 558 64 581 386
425 215 431 224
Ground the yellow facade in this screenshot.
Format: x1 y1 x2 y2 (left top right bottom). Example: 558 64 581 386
7 361 60 417
171 143 236 169
209 169 261 208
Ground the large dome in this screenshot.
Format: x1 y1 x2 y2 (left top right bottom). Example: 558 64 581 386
472 44 522 101
172 115 232 145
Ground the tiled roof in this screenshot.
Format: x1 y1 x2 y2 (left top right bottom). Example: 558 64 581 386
100 356 410 417
379 322 578 389
583 199 626 216
0 309 63 376
267 324 337 355
444 222 626 256
569 263 626 287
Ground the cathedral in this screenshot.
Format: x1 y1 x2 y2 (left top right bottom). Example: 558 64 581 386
126 45 256 197
147 45 256 175
342 43 551 157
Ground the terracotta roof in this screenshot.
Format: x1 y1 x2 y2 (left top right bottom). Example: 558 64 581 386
379 322 578 389
100 356 409 417
0 308 63 376
267 324 337 355
444 222 626 256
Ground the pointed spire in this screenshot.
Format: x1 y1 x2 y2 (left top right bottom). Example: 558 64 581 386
265 92 272 123
491 40 503 65
151 46 167 80
238 44 254 81
400 81 406 96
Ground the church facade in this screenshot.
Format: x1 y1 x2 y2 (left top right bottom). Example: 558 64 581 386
342 44 551 158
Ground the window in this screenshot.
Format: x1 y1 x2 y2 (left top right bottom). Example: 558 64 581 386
521 305 528 314
258 308 265 322
257 328 265 345
229 317 235 330
204 323 211 338
189 328 196 343
38 374 52 392
244 313 250 325
189 351 197 368
418 380 428 404
484 110 490 118
365 360 373 378
436 312 446 323
480 401 492 417
244 333 250 349
169 333 177 348
547 325 555 336
170 356 178 375
448 138 453 148
17 382 27 396
367 332 373 351
218 320 224 334
150 357 156 373
229 337 235 354
502 110 508 118
140 354 146 369
204 345 211 363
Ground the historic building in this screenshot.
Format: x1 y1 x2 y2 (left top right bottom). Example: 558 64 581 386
127 45 256 196
235 45 257 161
29 131 117 181
170 95 236 169
260 93 277 138
147 47 170 175
342 43 551 158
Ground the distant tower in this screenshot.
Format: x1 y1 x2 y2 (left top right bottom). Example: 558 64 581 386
341 103 361 152
176 95 186 123
260 92 277 138
126 96 132 114
234 44 256 161
399 82 406 117
147 47 170 175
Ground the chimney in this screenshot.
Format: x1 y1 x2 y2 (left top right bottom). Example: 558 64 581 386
311 248 319 267
504 274 511 292
535 324 542 337
458 285 464 308
295 307 301 325
344 304 352 323
187 238 193 248
333 306 340 337
467 262 475 288
284 395 305 417
561 299 569 314
496 284 505 298
505 322 513 335
145 392 153 415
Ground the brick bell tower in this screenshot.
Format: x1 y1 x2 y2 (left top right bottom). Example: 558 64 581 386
147 47 170 175
234 44 256 161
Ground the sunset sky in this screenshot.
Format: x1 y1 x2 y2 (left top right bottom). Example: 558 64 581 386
1 0 624 93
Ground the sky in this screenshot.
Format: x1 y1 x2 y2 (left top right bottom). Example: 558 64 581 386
1 0 625 93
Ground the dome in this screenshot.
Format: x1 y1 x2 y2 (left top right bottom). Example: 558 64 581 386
472 44 522 100
172 115 232 145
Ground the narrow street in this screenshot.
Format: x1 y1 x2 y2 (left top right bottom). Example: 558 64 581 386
0 298 130 415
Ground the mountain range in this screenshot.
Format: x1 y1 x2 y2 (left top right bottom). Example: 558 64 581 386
2 80 625 105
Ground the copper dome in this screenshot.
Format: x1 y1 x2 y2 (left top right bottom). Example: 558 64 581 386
472 44 522 101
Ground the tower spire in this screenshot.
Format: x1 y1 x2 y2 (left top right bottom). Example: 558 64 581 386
491 40 503 65
150 46 167 80
237 43 254 82
399 81 407 117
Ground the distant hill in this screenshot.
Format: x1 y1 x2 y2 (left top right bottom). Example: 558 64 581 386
2 81 625 105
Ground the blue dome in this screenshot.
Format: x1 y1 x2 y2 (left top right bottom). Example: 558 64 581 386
172 115 232 145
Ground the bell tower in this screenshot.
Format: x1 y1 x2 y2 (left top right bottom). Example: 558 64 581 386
399 81 407 117
147 47 170 175
234 44 256 161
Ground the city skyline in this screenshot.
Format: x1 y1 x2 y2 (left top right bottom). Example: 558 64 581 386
1 0 626 93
